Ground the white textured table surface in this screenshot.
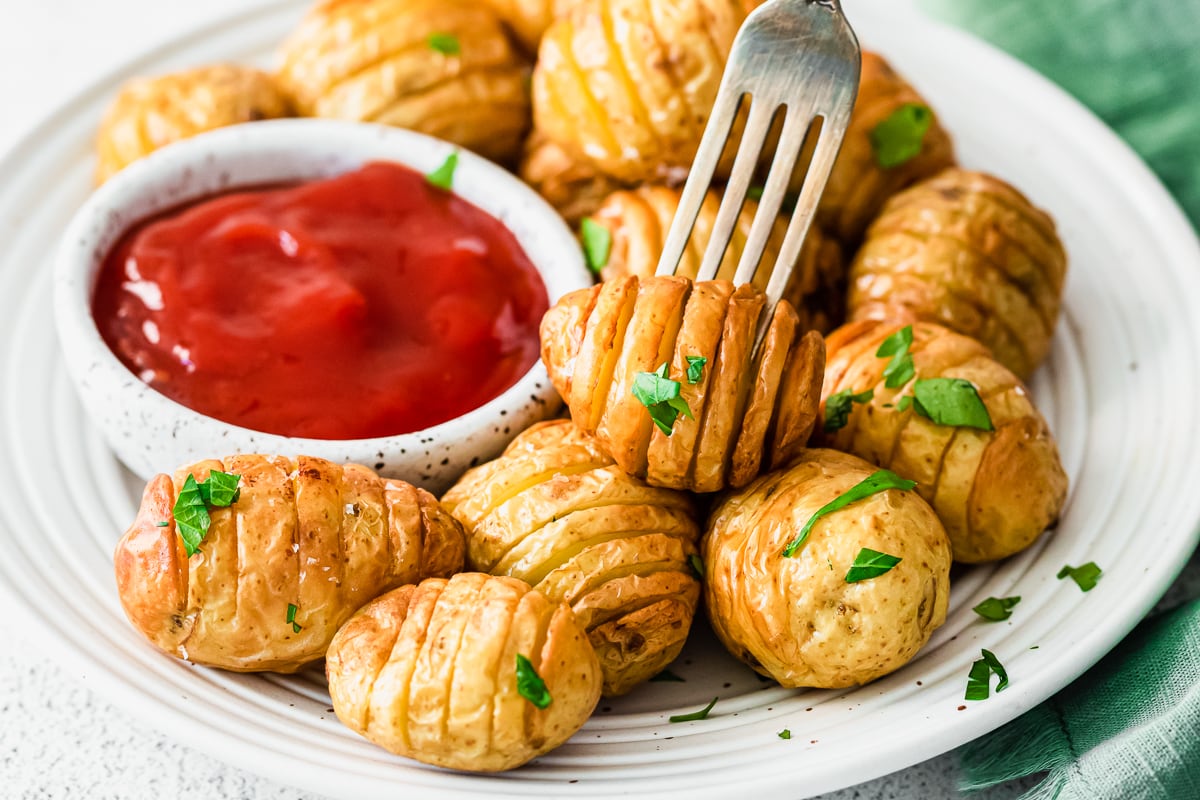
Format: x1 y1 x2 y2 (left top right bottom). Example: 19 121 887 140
0 2 1193 799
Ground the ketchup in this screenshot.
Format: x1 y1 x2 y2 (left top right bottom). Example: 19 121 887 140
92 161 549 439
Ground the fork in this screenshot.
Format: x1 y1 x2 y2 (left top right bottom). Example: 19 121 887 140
653 0 861 345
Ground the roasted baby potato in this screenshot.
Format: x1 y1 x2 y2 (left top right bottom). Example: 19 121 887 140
816 52 956 246
478 0 575 53
276 0 532 164
442 419 701 696
704 448 951 688
326 572 601 771
532 0 762 184
541 275 825 492
113 455 466 672
591 184 845 332
95 64 292 184
848 168 1068 379
817 320 1068 563
518 132 628 225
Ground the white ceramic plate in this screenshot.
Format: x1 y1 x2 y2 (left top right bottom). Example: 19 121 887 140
1 1 1198 798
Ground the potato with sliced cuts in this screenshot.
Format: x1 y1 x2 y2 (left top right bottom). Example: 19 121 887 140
478 0 579 53
704 448 952 688
589 184 845 332
442 420 700 695
848 168 1068 378
95 64 293 184
276 0 531 163
518 133 628 225
816 319 1068 563
540 275 825 491
113 455 466 672
326 572 601 770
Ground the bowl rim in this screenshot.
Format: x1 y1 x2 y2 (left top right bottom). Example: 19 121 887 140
53 118 589 457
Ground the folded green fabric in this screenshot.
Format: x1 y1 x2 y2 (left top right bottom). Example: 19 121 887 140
919 0 1200 229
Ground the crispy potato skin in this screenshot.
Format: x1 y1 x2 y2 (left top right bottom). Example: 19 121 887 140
592 185 845 332
704 449 951 688
816 52 956 247
518 132 628 225
816 320 1068 563
531 0 763 184
442 420 701 696
540 275 825 491
848 168 1068 379
94 64 292 184
113 455 466 672
326 572 601 771
276 0 532 164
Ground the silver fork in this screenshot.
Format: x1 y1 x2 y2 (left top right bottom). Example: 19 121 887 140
653 0 860 344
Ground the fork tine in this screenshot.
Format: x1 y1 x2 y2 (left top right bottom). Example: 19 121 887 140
731 106 814 286
694 97 778 283
654 89 745 277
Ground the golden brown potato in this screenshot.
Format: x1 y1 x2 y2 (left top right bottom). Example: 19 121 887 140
816 52 956 246
113 455 466 672
478 0 576 53
532 0 763 184
442 420 701 696
847 168 1068 379
326 572 601 771
816 320 1068 563
276 0 531 164
95 64 292 184
704 448 951 688
518 132 628 225
540 275 825 492
590 184 845 332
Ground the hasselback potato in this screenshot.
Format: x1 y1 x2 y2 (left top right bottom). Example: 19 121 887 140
704 449 951 688
848 168 1068 379
95 64 293 184
817 51 956 246
326 572 601 771
276 0 531 163
113 455 466 672
817 320 1068 563
590 184 845 332
442 419 701 696
541 275 825 492
478 0 575 53
519 132 627 225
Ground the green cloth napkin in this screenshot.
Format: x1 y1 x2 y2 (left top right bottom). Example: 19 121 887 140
915 1 1200 797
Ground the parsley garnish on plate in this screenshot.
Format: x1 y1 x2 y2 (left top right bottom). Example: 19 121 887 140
911 378 994 430
782 470 916 557
876 325 915 389
844 548 903 583
870 103 933 169
515 654 552 709
172 470 241 557
778 729 792 740
824 387 874 433
972 596 1021 622
287 603 302 634
580 217 612 274
632 363 693 436
965 649 1009 701
426 152 459 190
669 696 718 723
427 33 461 56
685 355 707 384
1057 562 1103 592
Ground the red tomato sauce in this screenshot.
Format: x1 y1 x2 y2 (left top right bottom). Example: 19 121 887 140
92 161 549 439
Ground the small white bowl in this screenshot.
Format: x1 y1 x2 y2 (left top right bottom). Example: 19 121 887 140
54 119 589 492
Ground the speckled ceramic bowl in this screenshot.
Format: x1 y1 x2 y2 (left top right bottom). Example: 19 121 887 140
54 119 589 492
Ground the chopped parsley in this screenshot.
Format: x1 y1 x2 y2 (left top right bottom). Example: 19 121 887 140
685 355 707 384
972 596 1021 622
155 520 169 528
870 103 933 169
965 649 1009 701
515 654 552 709
1057 562 1103 592
172 470 241 557
876 325 915 389
632 362 693 436
688 553 705 579
911 378 993 430
426 152 458 190
650 669 685 683
844 548 903 583
824 387 874 433
782 469 916 557
427 33 461 56
287 603 302 634
778 729 792 740
580 217 612 274
669 696 717 723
